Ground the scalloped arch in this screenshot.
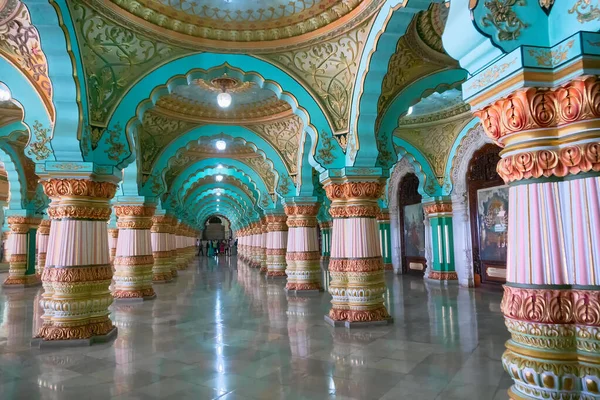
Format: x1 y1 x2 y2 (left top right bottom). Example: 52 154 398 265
349 0 431 167
104 54 342 171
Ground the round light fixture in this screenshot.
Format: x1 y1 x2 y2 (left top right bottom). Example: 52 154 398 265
216 192 221 196
216 175 224 182
217 164 223 169
217 199 220 202
217 92 232 108
215 140 227 151
0 84 11 102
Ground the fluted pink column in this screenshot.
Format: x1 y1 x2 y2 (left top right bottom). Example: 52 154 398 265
259 218 268 273
324 180 392 326
36 219 50 277
36 178 116 343
108 228 118 265
168 218 178 277
112 205 156 301
175 223 187 270
151 214 174 283
266 214 288 278
284 203 322 293
3 216 41 287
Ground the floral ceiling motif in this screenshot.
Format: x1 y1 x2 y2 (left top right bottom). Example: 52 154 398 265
377 4 457 118
263 18 373 134
138 111 199 176
104 0 381 51
394 113 473 186
70 0 192 127
246 115 302 175
0 0 53 120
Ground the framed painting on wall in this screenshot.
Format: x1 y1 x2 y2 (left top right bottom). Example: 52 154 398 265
403 203 426 258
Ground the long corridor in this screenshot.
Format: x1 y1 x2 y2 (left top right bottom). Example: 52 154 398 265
0 258 511 400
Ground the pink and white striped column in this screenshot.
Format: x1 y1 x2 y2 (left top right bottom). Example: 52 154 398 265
175 223 187 270
3 216 41 287
36 178 116 343
259 218 268 273
266 214 288 278
112 205 156 301
151 214 174 283
284 202 322 293
36 219 50 277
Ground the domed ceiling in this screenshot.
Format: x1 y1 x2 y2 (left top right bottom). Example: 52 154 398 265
101 0 382 51
154 77 292 123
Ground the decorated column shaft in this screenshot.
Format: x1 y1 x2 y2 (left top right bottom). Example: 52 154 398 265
113 204 156 301
108 228 118 265
266 214 288 278
324 179 391 325
151 214 174 283
473 75 600 399
259 218 268 273
423 201 456 281
3 215 41 287
251 223 260 268
319 221 332 262
376 210 393 271
36 219 50 277
37 178 116 342
167 217 178 277
175 223 186 270
284 202 322 292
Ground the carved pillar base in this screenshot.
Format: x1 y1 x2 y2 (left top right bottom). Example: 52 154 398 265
113 205 156 301
502 285 600 400
35 178 117 345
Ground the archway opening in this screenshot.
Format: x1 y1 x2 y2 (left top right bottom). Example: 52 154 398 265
397 173 426 276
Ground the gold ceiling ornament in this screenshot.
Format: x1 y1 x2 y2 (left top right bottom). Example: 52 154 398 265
99 0 381 52
70 0 191 126
246 115 302 175
394 114 473 186
241 157 277 194
154 93 292 123
0 0 54 121
194 75 254 94
263 18 373 134
138 110 199 174
377 6 457 119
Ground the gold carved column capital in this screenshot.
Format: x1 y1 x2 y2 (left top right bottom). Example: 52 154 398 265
42 178 117 221
423 201 452 217
115 205 156 230
38 219 51 235
473 75 600 183
7 216 41 233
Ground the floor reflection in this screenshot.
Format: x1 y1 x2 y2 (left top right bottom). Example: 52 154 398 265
0 257 510 400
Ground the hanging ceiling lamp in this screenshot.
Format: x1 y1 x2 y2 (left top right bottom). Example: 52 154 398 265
215 140 227 151
212 74 238 109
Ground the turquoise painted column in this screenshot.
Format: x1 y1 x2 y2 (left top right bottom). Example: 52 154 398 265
377 209 392 270
319 221 331 262
423 200 456 282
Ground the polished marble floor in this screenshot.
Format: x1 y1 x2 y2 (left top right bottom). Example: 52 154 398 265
0 257 511 400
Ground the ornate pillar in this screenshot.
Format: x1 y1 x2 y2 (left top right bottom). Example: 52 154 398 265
266 213 287 278
377 210 393 271
175 223 186 270
36 219 50 277
1 228 9 264
259 218 268 273
250 222 260 268
3 215 41 287
151 213 174 283
319 221 332 263
36 178 116 344
323 179 392 327
284 202 322 294
423 200 457 282
168 217 178 277
108 228 118 265
112 204 156 301
473 76 600 399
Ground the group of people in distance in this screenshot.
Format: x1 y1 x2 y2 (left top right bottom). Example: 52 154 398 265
198 238 237 257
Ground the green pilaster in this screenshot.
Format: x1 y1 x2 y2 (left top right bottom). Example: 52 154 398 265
377 213 392 269
424 201 457 281
320 223 331 259
26 227 37 276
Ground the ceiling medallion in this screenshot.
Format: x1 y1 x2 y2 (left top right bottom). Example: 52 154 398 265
195 75 254 94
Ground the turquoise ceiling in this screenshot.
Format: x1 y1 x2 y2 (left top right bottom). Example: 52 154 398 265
172 82 278 109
